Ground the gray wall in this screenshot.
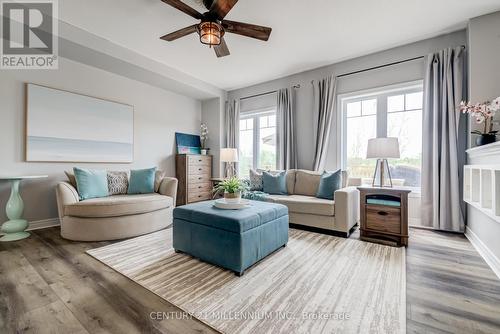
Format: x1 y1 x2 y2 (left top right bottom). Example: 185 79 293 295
468 11 500 142
0 57 201 223
466 11 500 265
201 97 225 177
228 30 467 171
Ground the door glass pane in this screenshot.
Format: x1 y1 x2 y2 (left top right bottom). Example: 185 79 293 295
346 101 361 117
258 115 277 170
388 109 422 187
362 99 377 115
239 118 254 177
346 114 377 181
388 94 404 112
405 92 423 110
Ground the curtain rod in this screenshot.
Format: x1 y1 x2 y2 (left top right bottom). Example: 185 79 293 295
336 55 424 78
240 45 466 99
336 44 466 79
239 84 301 101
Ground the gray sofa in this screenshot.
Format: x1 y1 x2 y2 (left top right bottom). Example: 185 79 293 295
259 170 360 237
56 177 177 241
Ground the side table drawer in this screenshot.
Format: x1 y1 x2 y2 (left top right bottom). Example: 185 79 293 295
365 204 401 234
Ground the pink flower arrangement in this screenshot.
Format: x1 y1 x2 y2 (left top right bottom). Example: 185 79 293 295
459 96 500 135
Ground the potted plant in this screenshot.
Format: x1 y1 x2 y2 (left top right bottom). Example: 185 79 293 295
200 123 209 155
213 177 249 203
460 97 500 146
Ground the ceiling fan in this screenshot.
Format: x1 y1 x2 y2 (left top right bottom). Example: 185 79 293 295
159 0 272 57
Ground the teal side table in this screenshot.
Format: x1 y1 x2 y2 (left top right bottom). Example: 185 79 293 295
0 175 48 242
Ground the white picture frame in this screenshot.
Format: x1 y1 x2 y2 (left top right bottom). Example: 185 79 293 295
25 83 134 163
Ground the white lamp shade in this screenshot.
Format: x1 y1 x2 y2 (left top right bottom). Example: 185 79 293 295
366 137 400 159
220 148 239 162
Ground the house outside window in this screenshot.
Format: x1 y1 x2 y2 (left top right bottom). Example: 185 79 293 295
340 81 423 190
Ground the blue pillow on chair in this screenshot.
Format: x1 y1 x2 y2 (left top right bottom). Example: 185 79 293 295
263 171 288 195
316 169 342 200
128 167 157 194
73 167 109 200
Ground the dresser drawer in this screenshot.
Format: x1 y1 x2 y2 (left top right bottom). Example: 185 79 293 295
365 205 401 234
188 174 211 184
188 155 211 166
188 191 212 203
188 164 210 175
188 182 212 193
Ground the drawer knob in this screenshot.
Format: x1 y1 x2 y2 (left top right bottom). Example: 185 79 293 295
198 168 202 171
377 211 388 216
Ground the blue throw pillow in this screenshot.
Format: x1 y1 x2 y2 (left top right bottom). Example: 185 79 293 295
316 169 342 200
73 167 109 200
263 171 288 195
128 167 156 194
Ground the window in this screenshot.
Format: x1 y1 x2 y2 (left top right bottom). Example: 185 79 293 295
239 110 277 177
345 99 377 182
341 82 423 189
387 92 423 188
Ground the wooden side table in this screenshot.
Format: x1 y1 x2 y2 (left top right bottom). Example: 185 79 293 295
358 186 410 247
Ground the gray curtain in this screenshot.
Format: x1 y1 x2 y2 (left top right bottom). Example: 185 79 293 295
312 75 337 171
225 100 239 148
421 46 467 232
277 88 298 169
225 100 240 176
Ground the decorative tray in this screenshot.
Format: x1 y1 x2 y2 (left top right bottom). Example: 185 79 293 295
213 199 251 210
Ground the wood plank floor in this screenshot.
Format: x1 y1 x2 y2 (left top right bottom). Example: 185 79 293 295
1 226 499 334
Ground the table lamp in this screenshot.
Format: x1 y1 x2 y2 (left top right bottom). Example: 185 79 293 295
366 137 400 187
220 148 239 178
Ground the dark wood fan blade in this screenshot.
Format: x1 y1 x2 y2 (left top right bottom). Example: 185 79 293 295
160 24 198 41
210 0 238 19
160 0 203 19
222 20 272 41
214 37 230 57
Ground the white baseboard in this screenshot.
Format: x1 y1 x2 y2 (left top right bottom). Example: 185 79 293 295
465 228 500 279
0 218 60 237
27 218 61 231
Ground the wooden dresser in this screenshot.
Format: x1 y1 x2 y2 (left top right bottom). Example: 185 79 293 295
358 186 411 247
175 154 213 206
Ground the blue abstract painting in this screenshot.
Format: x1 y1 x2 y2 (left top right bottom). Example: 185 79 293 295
175 132 201 154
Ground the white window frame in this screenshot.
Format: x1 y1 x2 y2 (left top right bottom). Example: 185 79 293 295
336 80 424 172
239 107 278 171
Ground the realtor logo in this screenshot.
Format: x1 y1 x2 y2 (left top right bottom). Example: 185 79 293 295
1 0 58 69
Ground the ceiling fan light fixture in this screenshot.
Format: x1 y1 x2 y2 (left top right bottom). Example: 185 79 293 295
198 21 223 46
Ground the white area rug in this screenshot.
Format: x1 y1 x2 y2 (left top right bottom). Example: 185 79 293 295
87 228 406 334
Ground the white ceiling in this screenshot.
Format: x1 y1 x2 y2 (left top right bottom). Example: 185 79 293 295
60 0 500 91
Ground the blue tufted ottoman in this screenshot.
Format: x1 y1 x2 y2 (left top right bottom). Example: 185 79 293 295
173 200 289 276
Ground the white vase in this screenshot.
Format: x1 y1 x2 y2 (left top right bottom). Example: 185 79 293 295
224 191 241 203
201 149 208 155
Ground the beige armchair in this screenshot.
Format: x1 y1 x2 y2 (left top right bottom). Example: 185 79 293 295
56 177 178 241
